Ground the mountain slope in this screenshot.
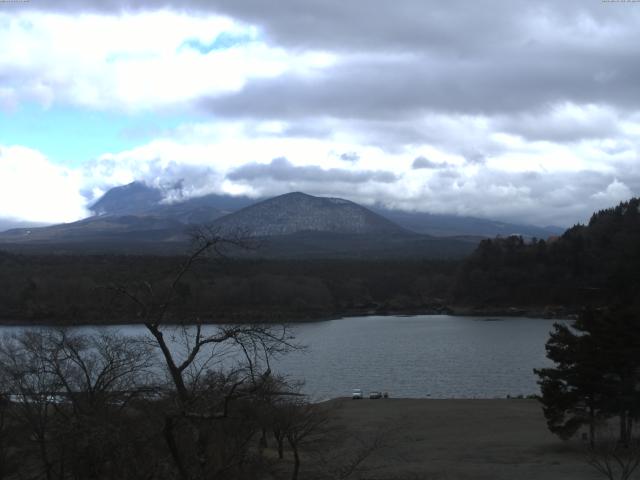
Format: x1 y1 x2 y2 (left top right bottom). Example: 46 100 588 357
90 181 254 223
372 207 563 238
0 215 185 243
0 218 47 233
91 182 163 216
211 192 407 236
86 182 562 239
0 183 560 259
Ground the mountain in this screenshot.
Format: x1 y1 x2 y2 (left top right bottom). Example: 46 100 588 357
88 182 563 238
90 181 254 224
91 182 163 216
0 182 560 259
371 207 563 238
0 189 477 258
0 218 46 232
0 215 185 247
211 192 406 236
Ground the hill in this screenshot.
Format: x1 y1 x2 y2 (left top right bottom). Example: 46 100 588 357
372 207 562 238
211 192 406 236
90 181 254 224
0 182 561 259
452 197 640 312
83 181 561 238
0 190 475 259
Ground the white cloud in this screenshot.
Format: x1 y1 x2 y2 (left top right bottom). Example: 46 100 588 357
0 145 88 222
2 107 640 228
592 178 632 203
0 10 336 111
2 5 640 228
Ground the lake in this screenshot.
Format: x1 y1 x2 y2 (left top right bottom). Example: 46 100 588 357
278 315 566 400
0 315 567 400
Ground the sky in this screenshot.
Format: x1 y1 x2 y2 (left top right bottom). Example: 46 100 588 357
1 0 640 227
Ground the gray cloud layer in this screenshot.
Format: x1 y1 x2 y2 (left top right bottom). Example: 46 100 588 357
412 157 447 170
228 157 397 184
18 0 640 226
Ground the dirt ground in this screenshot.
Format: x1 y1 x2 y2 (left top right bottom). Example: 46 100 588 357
311 398 602 480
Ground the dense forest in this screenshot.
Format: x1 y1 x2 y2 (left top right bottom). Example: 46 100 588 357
453 197 640 314
1 197 639 325
0 253 457 324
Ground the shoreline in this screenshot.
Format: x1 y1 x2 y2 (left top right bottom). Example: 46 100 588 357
0 305 577 327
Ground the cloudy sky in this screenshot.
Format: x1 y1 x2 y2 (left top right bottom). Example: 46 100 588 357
1 0 639 227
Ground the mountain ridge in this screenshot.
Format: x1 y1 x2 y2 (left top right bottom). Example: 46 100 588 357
0 188 476 258
210 191 408 236
0 183 563 259
85 181 561 238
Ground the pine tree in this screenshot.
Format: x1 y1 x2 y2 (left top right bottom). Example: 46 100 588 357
535 307 640 445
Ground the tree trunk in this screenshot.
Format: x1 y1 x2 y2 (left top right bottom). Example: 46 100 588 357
260 428 268 448
274 429 284 459
278 439 284 460
288 438 300 480
146 326 190 403
620 410 630 447
589 404 595 449
163 416 190 480
291 447 300 480
37 437 53 480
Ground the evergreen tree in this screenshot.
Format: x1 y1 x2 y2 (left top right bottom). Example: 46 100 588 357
535 307 640 445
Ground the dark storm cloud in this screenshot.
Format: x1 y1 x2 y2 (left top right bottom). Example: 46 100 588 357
228 157 397 184
37 1 637 53
26 0 640 125
198 49 640 123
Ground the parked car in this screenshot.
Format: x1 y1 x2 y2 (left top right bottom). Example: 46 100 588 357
369 391 382 399
352 388 363 399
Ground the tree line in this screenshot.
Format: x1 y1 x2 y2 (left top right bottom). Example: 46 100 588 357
0 252 457 325
453 197 640 312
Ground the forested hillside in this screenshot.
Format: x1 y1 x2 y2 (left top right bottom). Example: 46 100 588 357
453 198 640 312
3 198 639 325
0 253 457 324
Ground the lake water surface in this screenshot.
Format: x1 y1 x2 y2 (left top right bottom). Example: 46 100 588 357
278 315 566 400
0 315 567 400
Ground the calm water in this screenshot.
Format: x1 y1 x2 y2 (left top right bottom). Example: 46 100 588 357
0 315 567 400
278 315 566 400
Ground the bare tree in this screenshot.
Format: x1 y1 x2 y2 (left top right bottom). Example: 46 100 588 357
0 331 63 480
0 329 157 480
111 226 298 480
586 433 640 480
276 399 330 480
269 396 386 480
0 392 18 480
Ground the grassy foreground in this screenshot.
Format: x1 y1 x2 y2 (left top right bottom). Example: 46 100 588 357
296 398 599 480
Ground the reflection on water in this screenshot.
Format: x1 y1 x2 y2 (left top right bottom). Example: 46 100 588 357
0 315 568 400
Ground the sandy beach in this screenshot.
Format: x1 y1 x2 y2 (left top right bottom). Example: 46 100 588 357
313 398 601 480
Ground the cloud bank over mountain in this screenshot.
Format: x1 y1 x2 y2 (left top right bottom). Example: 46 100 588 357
1 0 639 226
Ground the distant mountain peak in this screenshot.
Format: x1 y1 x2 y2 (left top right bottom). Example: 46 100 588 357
211 192 407 237
90 181 162 216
